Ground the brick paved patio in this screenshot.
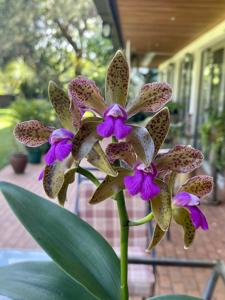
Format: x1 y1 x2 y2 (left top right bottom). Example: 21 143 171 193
0 163 224 300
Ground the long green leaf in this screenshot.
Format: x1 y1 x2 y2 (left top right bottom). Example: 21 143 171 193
0 261 96 300
0 182 120 300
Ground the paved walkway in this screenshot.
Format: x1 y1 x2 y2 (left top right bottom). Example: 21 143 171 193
0 163 224 300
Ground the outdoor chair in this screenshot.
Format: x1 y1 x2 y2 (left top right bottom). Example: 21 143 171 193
74 168 156 299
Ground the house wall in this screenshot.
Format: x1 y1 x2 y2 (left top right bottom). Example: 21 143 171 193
158 19 225 136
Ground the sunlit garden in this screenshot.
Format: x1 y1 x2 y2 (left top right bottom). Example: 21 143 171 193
0 1 225 300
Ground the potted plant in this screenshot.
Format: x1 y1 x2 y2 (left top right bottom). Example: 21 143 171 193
9 98 56 163
200 113 225 203
0 51 213 300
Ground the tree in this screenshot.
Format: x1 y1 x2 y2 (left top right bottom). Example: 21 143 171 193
0 0 113 97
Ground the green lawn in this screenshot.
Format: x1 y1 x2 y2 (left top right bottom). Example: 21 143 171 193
0 108 24 169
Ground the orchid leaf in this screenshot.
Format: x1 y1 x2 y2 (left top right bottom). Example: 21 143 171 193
106 142 136 166
14 120 53 147
68 76 107 115
146 107 170 157
155 145 203 173
178 175 213 198
0 182 121 300
151 179 172 231
173 207 196 249
89 168 131 204
48 81 74 130
105 50 129 107
72 120 100 161
146 223 166 251
127 82 172 117
58 167 76 205
0 262 96 300
87 142 118 177
126 126 154 166
43 162 65 198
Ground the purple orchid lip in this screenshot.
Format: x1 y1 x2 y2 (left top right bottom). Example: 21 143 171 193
97 103 132 139
44 128 74 166
173 191 208 231
124 162 160 201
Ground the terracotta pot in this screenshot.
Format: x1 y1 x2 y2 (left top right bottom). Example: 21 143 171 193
10 153 28 174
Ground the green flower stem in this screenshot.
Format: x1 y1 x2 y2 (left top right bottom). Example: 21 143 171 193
129 212 154 226
116 191 129 300
75 166 100 187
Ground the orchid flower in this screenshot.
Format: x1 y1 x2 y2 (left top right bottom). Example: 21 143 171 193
147 175 213 251
68 50 172 140
13 82 116 204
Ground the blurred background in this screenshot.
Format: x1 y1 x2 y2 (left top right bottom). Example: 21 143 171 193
0 1 225 299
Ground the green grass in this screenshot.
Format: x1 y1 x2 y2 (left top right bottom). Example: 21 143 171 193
0 108 24 169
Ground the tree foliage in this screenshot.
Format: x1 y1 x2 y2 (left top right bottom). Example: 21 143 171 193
0 0 113 97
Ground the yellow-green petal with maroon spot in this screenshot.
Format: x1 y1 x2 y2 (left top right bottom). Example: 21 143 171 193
48 81 74 131
127 82 172 117
43 162 65 199
89 168 131 204
151 179 172 231
105 50 129 107
172 206 196 249
87 142 118 177
126 126 154 166
72 119 101 161
146 107 170 158
178 175 213 198
58 167 76 206
14 120 54 147
68 76 107 115
146 223 166 252
155 145 204 173
106 142 136 166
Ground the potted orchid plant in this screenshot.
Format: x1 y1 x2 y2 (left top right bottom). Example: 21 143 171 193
0 51 213 300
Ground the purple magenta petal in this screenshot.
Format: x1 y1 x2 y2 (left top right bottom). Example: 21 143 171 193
187 206 208 230
38 169 44 181
174 191 200 207
55 140 73 161
124 170 143 196
140 174 160 201
50 128 74 144
114 118 132 139
105 104 127 120
44 144 56 165
97 116 114 137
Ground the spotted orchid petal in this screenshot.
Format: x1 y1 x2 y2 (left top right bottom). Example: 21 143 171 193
89 168 131 204
155 145 203 173
126 126 154 166
151 179 172 231
87 142 118 177
146 224 166 252
72 118 101 161
48 81 75 130
172 207 196 249
127 82 172 117
146 107 170 157
58 167 76 206
69 96 82 129
105 50 129 107
178 175 213 198
14 120 54 147
106 142 136 166
68 76 107 116
43 162 65 199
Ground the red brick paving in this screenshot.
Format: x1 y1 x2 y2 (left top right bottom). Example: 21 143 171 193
0 163 225 300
